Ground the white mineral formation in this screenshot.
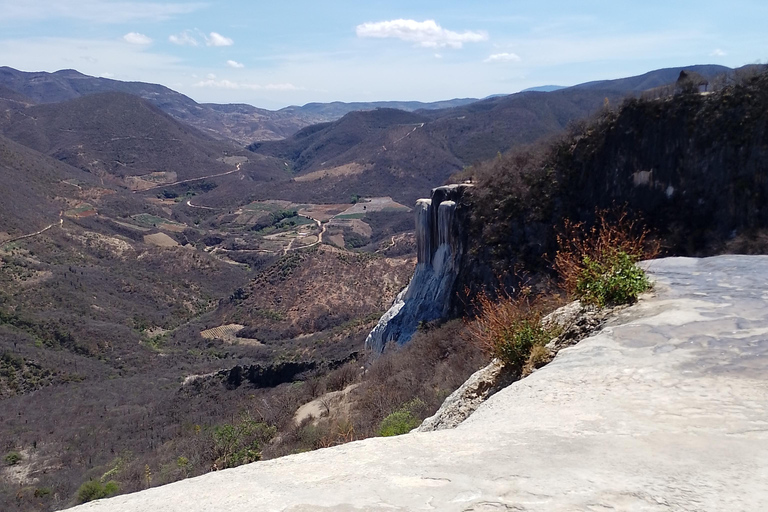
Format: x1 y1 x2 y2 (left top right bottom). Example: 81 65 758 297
68 255 768 511
365 184 471 353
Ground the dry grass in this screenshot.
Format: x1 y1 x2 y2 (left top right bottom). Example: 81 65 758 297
553 208 659 306
465 288 557 371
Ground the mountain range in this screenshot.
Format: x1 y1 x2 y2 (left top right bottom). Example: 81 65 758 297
1 60 763 511
0 67 478 144
0 64 739 209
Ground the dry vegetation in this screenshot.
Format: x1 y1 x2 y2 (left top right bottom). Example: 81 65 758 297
554 209 660 307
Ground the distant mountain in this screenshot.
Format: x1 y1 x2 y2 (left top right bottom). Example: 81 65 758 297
521 85 565 93
0 67 479 144
246 65 740 205
281 98 479 119
572 65 731 92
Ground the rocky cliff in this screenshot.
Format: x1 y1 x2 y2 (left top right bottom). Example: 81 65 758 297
459 70 768 301
365 184 472 353
64 256 768 511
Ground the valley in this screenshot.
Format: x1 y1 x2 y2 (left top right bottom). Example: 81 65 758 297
0 62 766 510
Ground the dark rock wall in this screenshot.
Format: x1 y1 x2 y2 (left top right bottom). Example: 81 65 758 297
456 73 768 311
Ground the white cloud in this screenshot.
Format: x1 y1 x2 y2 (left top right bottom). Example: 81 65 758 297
206 32 233 47
356 19 487 49
484 52 521 63
193 79 302 91
226 59 244 68
434 53 442 59
0 0 204 23
710 48 727 57
123 32 152 45
169 31 199 46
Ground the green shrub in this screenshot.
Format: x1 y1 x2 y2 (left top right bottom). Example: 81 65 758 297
76 479 119 503
576 250 651 307
492 317 551 369
212 417 276 469
378 399 425 437
555 209 658 307
378 411 420 437
4 451 22 466
34 487 52 498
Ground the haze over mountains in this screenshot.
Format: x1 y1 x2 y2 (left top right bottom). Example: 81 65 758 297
0 64 742 211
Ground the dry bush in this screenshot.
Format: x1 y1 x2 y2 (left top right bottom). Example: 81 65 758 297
465 288 557 371
554 208 659 306
350 320 486 438
325 362 359 392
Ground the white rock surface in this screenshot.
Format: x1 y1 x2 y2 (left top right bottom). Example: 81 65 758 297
365 185 471 353
69 255 768 511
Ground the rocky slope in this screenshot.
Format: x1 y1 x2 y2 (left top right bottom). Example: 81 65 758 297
63 255 768 511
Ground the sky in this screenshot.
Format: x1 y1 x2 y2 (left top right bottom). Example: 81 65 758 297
0 0 765 109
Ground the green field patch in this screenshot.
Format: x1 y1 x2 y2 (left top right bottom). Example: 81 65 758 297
65 203 97 218
130 214 186 229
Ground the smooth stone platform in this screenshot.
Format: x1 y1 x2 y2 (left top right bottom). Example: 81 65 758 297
69 256 768 511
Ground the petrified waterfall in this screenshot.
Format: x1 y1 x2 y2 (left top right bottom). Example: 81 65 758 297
365 184 471 353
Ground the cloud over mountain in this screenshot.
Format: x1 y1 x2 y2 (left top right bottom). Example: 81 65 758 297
484 52 521 63
356 19 487 49
207 32 233 47
123 32 152 45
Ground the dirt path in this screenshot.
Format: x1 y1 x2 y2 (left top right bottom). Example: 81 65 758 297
376 233 407 253
3 218 62 245
382 123 425 151
138 162 244 193
186 200 217 210
284 216 326 253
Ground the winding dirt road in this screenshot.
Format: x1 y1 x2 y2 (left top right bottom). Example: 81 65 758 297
138 162 244 193
3 218 63 245
284 216 326 253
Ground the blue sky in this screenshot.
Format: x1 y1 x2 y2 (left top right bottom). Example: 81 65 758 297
0 0 765 109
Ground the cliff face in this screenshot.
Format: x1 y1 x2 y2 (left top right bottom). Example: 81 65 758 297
365 184 472 353
459 72 768 302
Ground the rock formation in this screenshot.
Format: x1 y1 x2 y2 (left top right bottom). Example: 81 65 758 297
365 184 472 353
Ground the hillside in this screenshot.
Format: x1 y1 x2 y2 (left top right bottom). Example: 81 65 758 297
247 66 739 205
572 64 731 92
61 255 768 512
0 67 480 143
248 88 626 204
453 67 768 306
0 92 247 180
0 133 100 234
